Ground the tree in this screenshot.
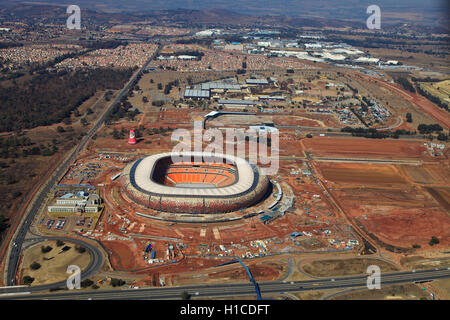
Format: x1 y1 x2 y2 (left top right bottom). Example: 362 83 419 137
181 291 191 300
75 245 86 253
57 126 65 133
30 262 41 270
110 278 125 287
81 279 94 288
429 236 440 246
0 214 9 234
406 113 412 123
306 134 313 138
56 240 65 247
41 245 52 253
112 128 120 140
23 275 34 285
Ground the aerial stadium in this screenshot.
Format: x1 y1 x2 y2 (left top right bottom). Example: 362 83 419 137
121 152 270 214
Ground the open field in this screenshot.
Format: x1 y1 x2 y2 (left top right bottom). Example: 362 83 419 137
19 240 90 286
359 208 450 249
401 164 450 185
331 284 431 300
430 278 450 299
400 256 450 270
301 258 398 277
303 137 432 160
418 80 450 107
317 162 406 185
425 187 450 211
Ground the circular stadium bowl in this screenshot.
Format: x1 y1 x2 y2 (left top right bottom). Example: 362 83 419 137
121 152 269 214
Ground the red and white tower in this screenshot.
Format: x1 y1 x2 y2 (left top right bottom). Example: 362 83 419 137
128 129 136 145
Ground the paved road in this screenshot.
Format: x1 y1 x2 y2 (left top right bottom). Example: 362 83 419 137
2 268 449 300
3 44 161 286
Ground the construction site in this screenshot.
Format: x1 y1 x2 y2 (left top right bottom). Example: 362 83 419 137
20 65 449 292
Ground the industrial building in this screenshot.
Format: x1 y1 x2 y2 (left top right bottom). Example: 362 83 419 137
218 99 258 108
183 80 241 100
245 78 269 85
48 191 101 213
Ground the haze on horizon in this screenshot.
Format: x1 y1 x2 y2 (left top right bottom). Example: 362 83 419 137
1 0 448 23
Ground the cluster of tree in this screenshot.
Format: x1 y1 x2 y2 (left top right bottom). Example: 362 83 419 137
0 68 134 132
175 38 213 46
23 275 34 285
81 279 94 288
346 84 359 94
41 245 53 253
341 127 415 139
415 84 449 112
112 127 128 140
328 36 444 54
164 79 179 95
395 77 416 93
152 100 165 107
429 236 440 246
0 42 23 49
0 136 33 149
30 261 41 270
146 127 174 135
0 136 34 159
411 77 442 83
437 133 449 141
406 113 412 123
105 97 139 124
1 141 58 159
0 214 8 237
75 245 86 253
28 50 91 73
78 40 127 50
110 278 126 287
417 123 443 134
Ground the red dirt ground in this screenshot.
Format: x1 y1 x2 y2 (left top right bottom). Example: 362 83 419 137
358 208 450 248
103 241 141 271
303 137 430 159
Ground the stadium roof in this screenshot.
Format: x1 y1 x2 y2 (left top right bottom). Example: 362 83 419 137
130 152 256 197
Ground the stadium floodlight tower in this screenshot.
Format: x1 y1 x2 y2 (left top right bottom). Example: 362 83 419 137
128 129 137 145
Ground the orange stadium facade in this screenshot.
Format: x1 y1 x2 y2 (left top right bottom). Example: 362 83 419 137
121 152 270 214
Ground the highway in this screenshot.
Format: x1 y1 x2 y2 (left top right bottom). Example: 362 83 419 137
3 44 162 287
1 268 449 300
